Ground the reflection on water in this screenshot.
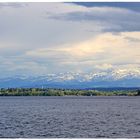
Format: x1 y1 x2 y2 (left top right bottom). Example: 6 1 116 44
0 96 140 138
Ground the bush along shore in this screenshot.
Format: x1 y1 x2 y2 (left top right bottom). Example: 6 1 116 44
0 88 140 96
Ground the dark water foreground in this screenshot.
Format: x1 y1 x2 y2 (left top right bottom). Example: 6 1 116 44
0 96 140 138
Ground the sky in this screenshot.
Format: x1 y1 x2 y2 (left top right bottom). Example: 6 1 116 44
0 2 140 77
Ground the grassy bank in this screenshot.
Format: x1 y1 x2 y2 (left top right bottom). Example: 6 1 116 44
0 88 140 96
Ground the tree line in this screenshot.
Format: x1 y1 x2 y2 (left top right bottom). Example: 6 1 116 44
0 88 139 96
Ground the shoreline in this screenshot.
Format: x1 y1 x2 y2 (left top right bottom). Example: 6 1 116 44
0 95 139 97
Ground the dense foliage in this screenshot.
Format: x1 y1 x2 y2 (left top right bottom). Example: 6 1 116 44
0 88 139 96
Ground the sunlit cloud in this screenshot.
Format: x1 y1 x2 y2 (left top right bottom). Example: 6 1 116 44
26 32 140 61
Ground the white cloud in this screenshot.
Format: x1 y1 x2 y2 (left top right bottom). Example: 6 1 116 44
0 3 140 77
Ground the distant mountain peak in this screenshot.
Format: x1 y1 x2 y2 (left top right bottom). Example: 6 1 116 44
0 68 140 88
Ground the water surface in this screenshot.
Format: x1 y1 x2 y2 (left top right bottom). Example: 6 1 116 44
0 96 140 138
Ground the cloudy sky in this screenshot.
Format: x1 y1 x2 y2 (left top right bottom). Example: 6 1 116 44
0 2 140 77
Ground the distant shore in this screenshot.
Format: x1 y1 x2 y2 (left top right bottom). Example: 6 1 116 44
0 88 140 96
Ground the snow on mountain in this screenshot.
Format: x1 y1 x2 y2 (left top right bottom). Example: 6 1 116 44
0 68 140 88
111 68 140 80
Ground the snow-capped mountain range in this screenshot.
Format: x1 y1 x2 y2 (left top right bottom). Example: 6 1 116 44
0 68 140 88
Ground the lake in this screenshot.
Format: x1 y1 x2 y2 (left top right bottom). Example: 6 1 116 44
0 96 140 138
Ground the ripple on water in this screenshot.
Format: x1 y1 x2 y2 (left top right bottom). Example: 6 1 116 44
0 96 140 138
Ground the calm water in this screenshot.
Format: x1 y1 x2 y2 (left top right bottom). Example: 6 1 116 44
0 96 140 138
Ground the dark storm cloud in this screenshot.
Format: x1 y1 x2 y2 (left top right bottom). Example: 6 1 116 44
47 8 140 32
72 2 140 13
